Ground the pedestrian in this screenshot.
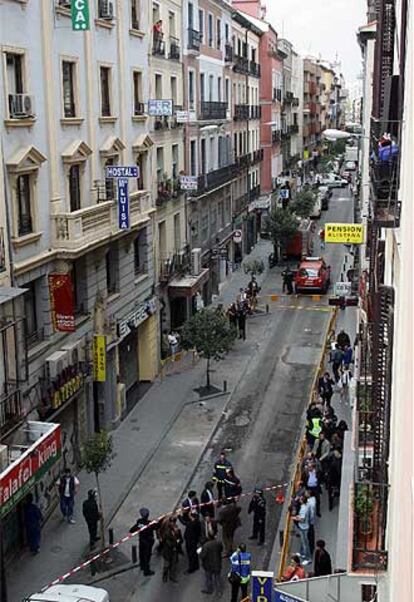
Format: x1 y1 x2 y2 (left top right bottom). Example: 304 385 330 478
227 303 238 329
326 448 343 511
200 481 216 518
24 493 42 555
168 331 179 359
212 450 233 500
160 516 181 583
228 543 251 602
312 432 331 478
318 372 334 406
180 490 199 526
201 514 218 542
292 495 311 564
82 489 101 550
343 344 353 369
336 329 351 350
306 405 323 447
248 488 266 545
184 511 201 574
199 534 223 596
280 554 306 582
129 507 155 576
331 344 344 382
304 489 316 555
314 539 333 576
224 468 242 501
319 228 325 251
236 303 247 340
237 287 247 304
339 368 352 404
282 267 294 295
217 499 241 557
303 461 322 517
56 467 79 524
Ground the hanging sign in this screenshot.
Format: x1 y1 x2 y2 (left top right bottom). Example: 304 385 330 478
71 0 90 31
49 274 75 332
325 223 364 244
179 175 198 190
118 178 130 230
148 99 173 116
93 335 106 382
105 165 139 178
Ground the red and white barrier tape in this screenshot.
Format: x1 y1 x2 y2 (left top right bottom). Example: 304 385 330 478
44 481 288 590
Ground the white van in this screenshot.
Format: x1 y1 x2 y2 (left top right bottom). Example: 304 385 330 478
27 584 110 602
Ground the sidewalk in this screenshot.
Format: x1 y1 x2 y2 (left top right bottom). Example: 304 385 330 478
7 239 273 601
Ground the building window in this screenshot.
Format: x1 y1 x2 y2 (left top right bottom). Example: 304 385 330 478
24 281 38 343
198 9 204 41
131 0 140 30
136 153 145 190
72 258 87 316
156 147 164 183
134 229 147 276
133 71 144 115
155 73 163 100
100 66 112 117
104 158 116 200
216 19 221 49
62 60 77 118
208 14 213 47
16 174 33 236
172 144 179 179
218 77 222 102
5 51 28 118
201 213 208 242
170 76 177 105
158 220 166 256
106 244 119 296
190 140 197 176
174 213 181 251
68 164 81 212
209 75 214 102
225 23 229 42
225 78 230 107
188 71 195 109
200 138 206 174
200 73 205 102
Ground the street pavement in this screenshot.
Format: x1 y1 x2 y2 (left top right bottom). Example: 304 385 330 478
9 186 354 601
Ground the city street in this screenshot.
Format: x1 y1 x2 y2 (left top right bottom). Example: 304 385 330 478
7 186 353 601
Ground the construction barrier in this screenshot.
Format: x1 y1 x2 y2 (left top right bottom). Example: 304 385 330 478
159 348 198 379
277 307 338 580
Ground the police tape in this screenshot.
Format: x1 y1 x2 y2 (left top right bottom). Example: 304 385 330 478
44 481 289 590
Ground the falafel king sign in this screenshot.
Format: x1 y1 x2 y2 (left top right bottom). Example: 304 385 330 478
0 423 61 517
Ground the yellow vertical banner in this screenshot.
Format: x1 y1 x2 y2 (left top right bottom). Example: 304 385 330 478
93 335 106 382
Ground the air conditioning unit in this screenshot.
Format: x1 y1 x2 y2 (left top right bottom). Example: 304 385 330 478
9 93 34 119
61 337 86 366
99 0 114 19
0 445 8 472
45 350 69 381
191 248 202 276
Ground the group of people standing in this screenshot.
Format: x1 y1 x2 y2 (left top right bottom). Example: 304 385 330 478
226 276 261 340
286 328 353 578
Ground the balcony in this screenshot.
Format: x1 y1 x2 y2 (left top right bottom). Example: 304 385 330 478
156 178 182 206
152 32 165 57
199 101 227 121
292 97 300 107
192 164 237 196
273 88 282 102
272 129 281 144
52 193 151 254
284 91 294 104
169 36 180 61
154 115 170 130
235 153 250 169
249 61 261 78
225 43 233 62
0 389 22 437
370 125 401 228
159 248 190 283
250 149 264 164
289 123 299 134
234 104 249 121
249 105 261 119
352 481 388 571
188 28 201 51
249 185 261 201
233 55 249 74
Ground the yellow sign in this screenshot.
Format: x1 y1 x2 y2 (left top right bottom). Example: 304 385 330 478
325 223 364 244
93 335 106 382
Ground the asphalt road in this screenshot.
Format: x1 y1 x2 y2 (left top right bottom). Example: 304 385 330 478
97 186 355 601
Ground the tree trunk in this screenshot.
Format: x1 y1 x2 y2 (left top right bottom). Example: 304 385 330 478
206 357 211 389
95 473 106 550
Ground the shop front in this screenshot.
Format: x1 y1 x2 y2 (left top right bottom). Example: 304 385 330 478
0 422 61 558
168 269 210 329
248 196 272 237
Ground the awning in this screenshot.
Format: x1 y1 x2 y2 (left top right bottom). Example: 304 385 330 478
168 268 209 298
132 133 154 152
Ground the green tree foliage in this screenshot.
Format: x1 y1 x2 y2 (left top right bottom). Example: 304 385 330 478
292 189 316 218
268 207 299 258
82 430 114 547
181 308 237 388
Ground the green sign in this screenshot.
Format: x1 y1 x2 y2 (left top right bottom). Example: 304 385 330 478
71 0 90 31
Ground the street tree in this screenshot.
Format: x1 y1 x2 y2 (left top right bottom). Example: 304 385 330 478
82 430 114 548
268 207 299 260
292 189 316 218
181 308 237 389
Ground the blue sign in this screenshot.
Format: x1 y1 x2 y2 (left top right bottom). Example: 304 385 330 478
106 165 139 178
252 572 274 602
279 189 290 199
118 179 129 230
148 99 173 116
274 590 308 602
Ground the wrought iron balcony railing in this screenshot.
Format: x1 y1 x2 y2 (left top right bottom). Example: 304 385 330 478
199 101 227 120
250 149 264 164
249 61 261 78
152 33 165 57
250 105 261 119
192 164 237 196
169 36 180 60
156 178 181 205
233 55 249 74
188 28 201 51
234 104 249 121
272 129 281 144
352 481 388 572
225 43 233 62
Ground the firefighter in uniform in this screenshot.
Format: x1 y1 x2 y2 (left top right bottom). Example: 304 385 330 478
212 451 232 500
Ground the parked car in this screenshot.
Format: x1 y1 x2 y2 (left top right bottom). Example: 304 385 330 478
27 584 110 602
319 173 348 188
345 160 357 171
294 256 331 294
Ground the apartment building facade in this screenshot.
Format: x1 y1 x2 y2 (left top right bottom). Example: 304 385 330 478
278 38 301 171
0 0 158 551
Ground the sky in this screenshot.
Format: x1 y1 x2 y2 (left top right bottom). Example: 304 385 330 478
266 0 366 88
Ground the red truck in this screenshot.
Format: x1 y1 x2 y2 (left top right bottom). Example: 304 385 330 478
284 219 314 259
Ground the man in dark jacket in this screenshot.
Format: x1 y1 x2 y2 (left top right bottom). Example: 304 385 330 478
82 490 100 549
184 511 201 573
217 500 241 557
337 329 351 350
212 451 233 500
236 304 247 340
200 481 215 518
224 468 242 501
330 344 344 382
180 490 199 526
199 534 223 596
248 488 266 545
24 493 42 554
318 372 334 405
326 448 343 510
130 507 155 576
314 539 332 576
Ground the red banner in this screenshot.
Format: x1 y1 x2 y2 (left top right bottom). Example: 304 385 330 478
49 273 75 332
0 424 61 517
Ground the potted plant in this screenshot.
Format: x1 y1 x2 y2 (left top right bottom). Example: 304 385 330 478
355 484 374 536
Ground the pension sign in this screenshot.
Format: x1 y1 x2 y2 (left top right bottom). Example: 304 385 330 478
71 0 90 31
325 223 364 244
